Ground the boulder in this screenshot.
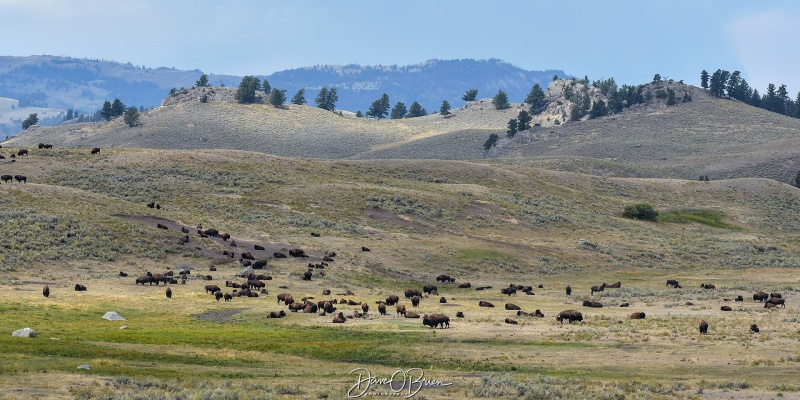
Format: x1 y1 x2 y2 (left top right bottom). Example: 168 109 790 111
12 327 37 338
102 311 126 321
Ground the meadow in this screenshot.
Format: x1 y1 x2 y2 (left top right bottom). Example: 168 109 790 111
0 147 799 399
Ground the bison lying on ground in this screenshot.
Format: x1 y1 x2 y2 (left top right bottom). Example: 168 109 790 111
74 284 87 291
273 252 287 258
505 303 521 310
456 311 464 318
91 147 100 154
332 312 346 323
766 298 785 308
605 282 621 288
478 301 495 308
404 311 420 318
582 300 603 308
268 310 286 318
701 283 716 289
629 312 645 319
288 249 306 258
504 318 518 325
720 306 732 311
458 282 471 288
750 324 759 333
556 310 582 324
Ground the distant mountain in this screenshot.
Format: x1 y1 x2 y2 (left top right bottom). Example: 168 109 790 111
0 55 565 136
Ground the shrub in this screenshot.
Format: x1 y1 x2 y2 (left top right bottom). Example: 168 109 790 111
622 203 658 221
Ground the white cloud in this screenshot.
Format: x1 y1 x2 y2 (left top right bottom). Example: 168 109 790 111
728 10 800 94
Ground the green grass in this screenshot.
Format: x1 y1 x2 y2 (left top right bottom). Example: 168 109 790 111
658 208 738 229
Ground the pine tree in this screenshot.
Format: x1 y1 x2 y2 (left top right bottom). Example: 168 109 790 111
366 93 390 119
262 80 272 94
123 107 140 127
700 70 709 90
101 101 113 121
484 133 499 149
390 102 407 119
439 100 451 115
407 101 427 118
269 89 287 107
492 90 510 110
111 98 125 117
462 89 478 102
22 113 38 129
235 76 261 103
589 100 609 118
315 87 338 111
517 110 531 130
507 119 518 137
291 89 307 105
525 84 547 114
196 74 209 87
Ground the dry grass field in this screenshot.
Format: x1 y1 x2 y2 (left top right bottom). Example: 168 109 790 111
0 147 799 399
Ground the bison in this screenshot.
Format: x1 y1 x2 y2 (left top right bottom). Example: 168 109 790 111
750 324 759 333
629 312 646 319
478 301 495 308
91 147 100 154
119 271 128 277
582 300 603 308
205 284 221 294
135 276 151 285
361 246 370 252
166 288 172 299
378 303 386 315
504 318 518 325
252 259 268 269
666 279 680 288
42 285 50 298
14 175 26 183
273 252 287 258
770 292 783 299
215 292 223 301
423 284 438 295
565 285 572 296
735 295 744 302
605 282 621 289
404 311 420 318
288 249 307 258
277 293 294 305
269 310 287 318
423 314 450 329
458 282 472 288
590 283 606 295
411 295 421 307
701 283 716 289
224 293 233 302
254 244 265 251
0 175 12 183
17 149 28 156
456 311 464 318
385 295 400 306
753 291 769 302
221 233 231 241
439 297 447 304
500 286 516 296
533 309 544 318
720 306 732 311
241 252 255 260
436 275 455 283
556 310 583 324
505 303 521 310
156 223 168 230
766 298 785 308
404 289 422 298
332 312 346 323
74 284 87 291
303 270 313 281
699 320 708 334
396 304 406 316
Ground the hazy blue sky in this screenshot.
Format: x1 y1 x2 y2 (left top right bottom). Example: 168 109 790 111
3 0 800 94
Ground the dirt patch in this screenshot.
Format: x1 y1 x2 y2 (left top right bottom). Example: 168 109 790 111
365 209 441 234
195 309 245 323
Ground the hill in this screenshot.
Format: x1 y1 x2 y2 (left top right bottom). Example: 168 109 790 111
1 147 799 397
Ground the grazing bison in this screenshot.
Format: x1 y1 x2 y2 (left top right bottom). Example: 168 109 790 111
311 232 320 237
204 284 221 294
556 310 583 324
750 324 759 333
699 320 709 334
478 301 495 308
42 285 50 298
582 300 603 308
396 305 406 316
156 223 168 230
215 292 223 301
0 175 12 183
224 293 232 302
361 303 369 315
277 293 294 305
720 306 732 311
288 249 306 258
135 276 151 285
248 280 265 290
385 295 400 306
74 284 87 291
404 311 420 318
254 244 265 251
269 310 287 318
753 291 769 302
404 289 422 298
500 286 516 296
770 292 783 299
91 147 100 154
629 312 646 319
504 318 518 325
378 303 387 315
458 282 471 288
14 175 26 183
411 295 421 307
221 233 231 241
436 275 455 283
147 202 155 208
202 228 219 237
766 298 785 308
322 256 334 262
252 259 267 269
166 288 172 299
422 284 438 295
590 283 606 295
303 270 313 281
17 149 28 156
505 303 521 310
423 314 450 329
565 285 572 296
666 279 680 288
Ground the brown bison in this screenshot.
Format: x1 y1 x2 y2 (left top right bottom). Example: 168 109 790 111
619 303 630 307
404 289 422 298
240 252 255 260
248 280 265 290
91 147 100 154
701 283 716 289
288 249 307 258
699 320 708 334
157 223 168 230
277 293 294 305
456 311 464 318
766 298 785 308
332 312 346 323
436 275 455 283
629 312 646 319
720 306 732 311
166 288 172 299
361 303 369 315
582 300 603 308
361 246 370 252
735 295 744 302
753 291 769 302
322 289 331 295
458 282 471 288
396 304 406 316
224 293 233 302
42 285 50 298
323 301 336 313
253 244 265 251
565 285 572 296
423 314 450 329
135 276 150 285
303 270 313 281
215 292 223 301
14 175 26 183
221 233 231 241
666 279 680 288
385 295 400 306
411 295 421 307
504 318 518 325
423 284 438 295
533 309 544 318
119 271 128 277
605 282 621 289
439 297 447 303
404 311 420 318
273 252 287 258
590 283 606 295
505 303 521 310
253 260 268 269
500 286 517 296
205 284 221 294
750 324 759 333
74 284 87 291
269 310 287 318
478 301 495 308
556 310 583 324
17 149 28 156
378 303 386 315
770 292 783 299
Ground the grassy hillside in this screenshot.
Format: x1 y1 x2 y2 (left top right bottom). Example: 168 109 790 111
1 147 800 398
